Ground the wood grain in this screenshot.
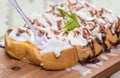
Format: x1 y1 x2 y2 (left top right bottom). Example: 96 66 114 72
0 47 120 78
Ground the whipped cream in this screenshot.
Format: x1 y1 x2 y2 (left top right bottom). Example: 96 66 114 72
68 31 88 46
8 27 31 42
8 27 72 57
40 38 72 57
7 0 119 57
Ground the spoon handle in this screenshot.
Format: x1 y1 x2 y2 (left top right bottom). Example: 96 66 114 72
8 0 48 46
8 0 39 36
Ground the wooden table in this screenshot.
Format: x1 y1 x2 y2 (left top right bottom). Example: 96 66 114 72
0 36 120 78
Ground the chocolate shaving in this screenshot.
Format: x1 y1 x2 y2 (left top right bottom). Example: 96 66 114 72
45 33 51 39
62 31 68 36
39 30 45 35
68 0 77 7
84 3 90 7
43 14 53 27
51 29 60 35
16 28 30 36
53 12 61 17
73 30 80 37
46 5 56 13
7 29 13 34
57 20 62 30
83 28 90 40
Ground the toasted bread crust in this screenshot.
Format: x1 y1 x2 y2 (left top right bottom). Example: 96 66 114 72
5 27 119 70
41 47 78 70
5 34 78 70
5 34 42 65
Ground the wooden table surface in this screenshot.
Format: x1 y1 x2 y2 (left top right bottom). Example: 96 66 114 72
0 36 120 78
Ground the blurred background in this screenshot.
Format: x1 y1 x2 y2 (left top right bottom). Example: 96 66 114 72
0 0 120 36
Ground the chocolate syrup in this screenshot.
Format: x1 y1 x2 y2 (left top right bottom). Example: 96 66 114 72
79 43 103 65
102 35 108 51
116 32 120 37
7 29 13 34
111 31 120 48
105 49 110 53
89 40 95 56
79 55 100 65
95 38 102 45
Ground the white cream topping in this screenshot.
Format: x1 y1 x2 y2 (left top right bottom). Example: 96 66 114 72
111 23 116 34
102 12 118 23
30 14 51 28
86 64 99 68
100 54 109 61
68 31 88 46
8 27 40 47
101 11 118 34
96 18 106 25
92 26 102 40
66 63 92 76
76 8 92 20
8 27 72 57
8 0 119 58
57 31 68 41
8 28 31 42
40 38 72 57
35 26 56 39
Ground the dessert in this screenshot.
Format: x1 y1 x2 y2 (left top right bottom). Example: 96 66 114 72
5 0 120 70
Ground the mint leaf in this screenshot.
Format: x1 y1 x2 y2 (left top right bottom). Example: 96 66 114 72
57 8 68 18
64 17 78 30
70 12 77 21
57 8 79 31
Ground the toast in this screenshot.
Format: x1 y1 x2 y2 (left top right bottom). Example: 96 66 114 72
5 0 120 70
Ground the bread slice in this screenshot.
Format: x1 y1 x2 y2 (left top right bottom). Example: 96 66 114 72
5 34 78 70
5 34 42 65
4 0 120 71
106 29 118 44
102 29 118 51
76 39 103 61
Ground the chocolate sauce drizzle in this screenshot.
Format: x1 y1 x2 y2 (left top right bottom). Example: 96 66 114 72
89 40 95 56
114 32 120 46
95 38 102 45
79 54 101 65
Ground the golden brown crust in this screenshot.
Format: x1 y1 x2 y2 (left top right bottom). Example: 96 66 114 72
106 29 118 44
92 40 103 55
41 47 78 70
5 28 119 70
5 34 78 70
103 29 118 50
76 45 92 61
76 40 103 61
5 34 42 65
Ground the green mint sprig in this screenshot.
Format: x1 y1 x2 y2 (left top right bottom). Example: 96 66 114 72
57 8 79 31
